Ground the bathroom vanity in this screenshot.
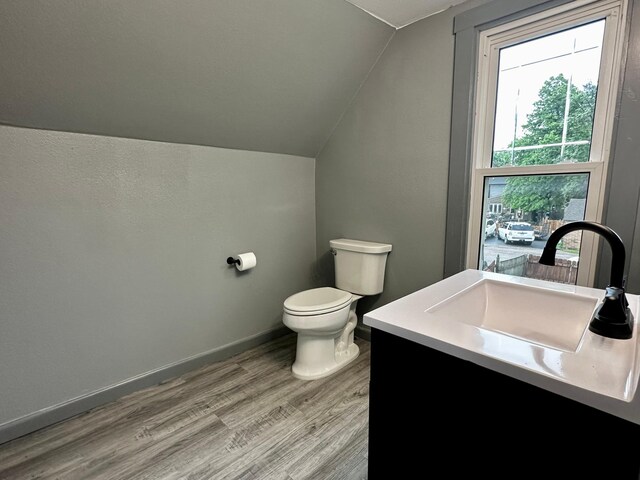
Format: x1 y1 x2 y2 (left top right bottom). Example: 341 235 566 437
364 270 640 478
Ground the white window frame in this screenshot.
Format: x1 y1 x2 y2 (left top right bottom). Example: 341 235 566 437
466 0 628 286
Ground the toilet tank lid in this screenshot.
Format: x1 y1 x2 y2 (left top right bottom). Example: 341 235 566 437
330 238 392 254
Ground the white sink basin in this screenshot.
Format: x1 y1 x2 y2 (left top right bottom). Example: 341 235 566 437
425 278 599 352
364 269 640 404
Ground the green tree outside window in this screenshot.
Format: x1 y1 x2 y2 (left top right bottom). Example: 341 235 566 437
495 74 594 218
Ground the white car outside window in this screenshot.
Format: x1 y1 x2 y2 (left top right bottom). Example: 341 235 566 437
485 219 496 238
498 222 535 245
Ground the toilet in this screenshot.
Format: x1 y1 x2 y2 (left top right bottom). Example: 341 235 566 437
283 238 392 380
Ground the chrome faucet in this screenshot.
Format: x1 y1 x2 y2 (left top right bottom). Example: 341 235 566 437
538 221 632 340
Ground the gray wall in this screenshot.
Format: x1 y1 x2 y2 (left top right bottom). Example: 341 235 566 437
0 125 315 427
0 0 393 157
316 2 486 315
600 0 640 294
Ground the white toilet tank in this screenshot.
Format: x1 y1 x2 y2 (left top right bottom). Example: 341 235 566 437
330 238 392 295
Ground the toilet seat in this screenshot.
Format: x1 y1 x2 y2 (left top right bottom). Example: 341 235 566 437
283 287 352 316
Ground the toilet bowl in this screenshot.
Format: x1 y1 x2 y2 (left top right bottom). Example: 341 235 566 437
282 238 392 380
283 287 362 380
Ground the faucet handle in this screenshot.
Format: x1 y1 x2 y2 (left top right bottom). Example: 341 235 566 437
604 286 629 308
604 286 624 301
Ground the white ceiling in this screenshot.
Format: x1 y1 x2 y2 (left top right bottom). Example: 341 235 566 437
345 0 471 28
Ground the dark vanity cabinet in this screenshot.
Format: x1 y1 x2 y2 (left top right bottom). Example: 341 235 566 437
367 328 640 479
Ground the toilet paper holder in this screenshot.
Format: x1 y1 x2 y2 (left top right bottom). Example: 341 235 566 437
227 252 257 271
226 257 240 266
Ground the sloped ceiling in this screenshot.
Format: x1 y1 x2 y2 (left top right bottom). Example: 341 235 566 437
346 0 471 28
0 0 393 157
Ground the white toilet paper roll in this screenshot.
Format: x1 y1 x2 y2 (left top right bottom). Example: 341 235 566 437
235 252 257 271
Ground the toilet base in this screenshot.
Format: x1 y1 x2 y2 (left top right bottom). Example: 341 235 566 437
290 298 361 380
291 339 360 381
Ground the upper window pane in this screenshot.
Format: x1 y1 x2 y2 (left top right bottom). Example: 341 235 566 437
492 21 605 167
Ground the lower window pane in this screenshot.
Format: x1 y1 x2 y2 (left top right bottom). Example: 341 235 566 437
480 173 589 284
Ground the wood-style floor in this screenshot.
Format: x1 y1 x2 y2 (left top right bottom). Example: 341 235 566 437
0 334 370 480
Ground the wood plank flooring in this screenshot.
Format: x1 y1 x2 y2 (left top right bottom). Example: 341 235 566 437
0 334 370 480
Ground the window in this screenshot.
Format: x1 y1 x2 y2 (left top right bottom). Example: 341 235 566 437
489 203 502 214
466 0 628 286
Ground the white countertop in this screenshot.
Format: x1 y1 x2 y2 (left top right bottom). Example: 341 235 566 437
364 269 640 425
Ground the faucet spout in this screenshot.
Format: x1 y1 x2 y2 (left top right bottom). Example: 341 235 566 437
538 221 632 340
